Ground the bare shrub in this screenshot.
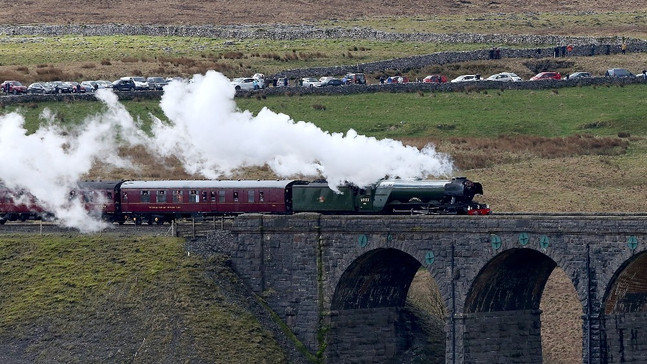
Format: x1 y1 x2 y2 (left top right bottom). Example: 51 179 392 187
223 51 244 60
15 66 29 74
100 59 112 66
0 70 25 81
35 67 64 79
312 104 326 110
81 63 96 69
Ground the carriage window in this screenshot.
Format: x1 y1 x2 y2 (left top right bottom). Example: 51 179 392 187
219 191 225 202
173 190 183 203
123 192 128 200
157 190 166 203
202 192 207 201
211 191 216 202
248 190 255 203
233 192 239 202
141 190 150 203
107 192 112 200
190 190 199 203
259 192 264 202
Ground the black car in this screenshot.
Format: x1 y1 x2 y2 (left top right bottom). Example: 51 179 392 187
111 79 136 91
321 78 344 87
28 82 56 94
51 81 74 93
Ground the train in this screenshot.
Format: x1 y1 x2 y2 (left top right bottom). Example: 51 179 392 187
0 177 490 225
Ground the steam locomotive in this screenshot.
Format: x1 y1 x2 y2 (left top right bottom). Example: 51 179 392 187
0 177 490 225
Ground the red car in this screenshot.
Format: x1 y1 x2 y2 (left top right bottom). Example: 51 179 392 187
423 74 448 83
529 72 562 81
1 80 28 94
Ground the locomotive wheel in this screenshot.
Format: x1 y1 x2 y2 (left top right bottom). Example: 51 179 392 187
134 217 142 225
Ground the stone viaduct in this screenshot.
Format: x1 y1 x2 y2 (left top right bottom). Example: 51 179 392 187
209 213 647 363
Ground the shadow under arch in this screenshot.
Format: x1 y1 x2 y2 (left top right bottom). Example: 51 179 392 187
601 251 647 362
462 248 558 363
331 247 421 310
327 248 444 363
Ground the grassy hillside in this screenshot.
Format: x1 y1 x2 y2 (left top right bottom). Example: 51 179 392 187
2 5 646 363
0 235 291 363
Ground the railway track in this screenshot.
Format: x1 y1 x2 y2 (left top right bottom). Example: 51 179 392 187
0 216 235 238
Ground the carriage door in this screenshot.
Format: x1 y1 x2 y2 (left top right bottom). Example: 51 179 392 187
358 187 374 212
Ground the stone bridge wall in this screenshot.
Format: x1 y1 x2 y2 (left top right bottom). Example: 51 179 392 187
202 213 647 364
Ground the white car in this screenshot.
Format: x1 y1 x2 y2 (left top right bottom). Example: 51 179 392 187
301 77 322 87
122 76 151 90
230 77 256 91
450 74 482 83
486 72 523 82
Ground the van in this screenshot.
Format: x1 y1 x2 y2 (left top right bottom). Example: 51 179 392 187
605 68 635 78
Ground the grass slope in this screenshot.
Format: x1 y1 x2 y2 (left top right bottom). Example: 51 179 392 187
0 235 287 363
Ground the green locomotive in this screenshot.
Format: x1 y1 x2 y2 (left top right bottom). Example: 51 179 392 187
292 177 490 215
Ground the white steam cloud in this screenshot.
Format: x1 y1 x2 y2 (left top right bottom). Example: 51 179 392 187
0 70 454 232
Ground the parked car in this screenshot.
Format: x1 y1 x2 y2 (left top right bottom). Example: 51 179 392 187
385 76 408 84
80 81 98 92
67 81 85 93
529 72 562 81
605 68 635 78
275 77 290 87
146 77 169 90
450 74 482 83
343 73 366 84
568 72 592 79
1 80 28 94
486 72 523 82
50 81 74 93
301 77 322 88
319 77 344 87
95 80 113 89
127 77 151 90
423 74 448 83
27 82 56 94
230 77 257 91
111 78 136 91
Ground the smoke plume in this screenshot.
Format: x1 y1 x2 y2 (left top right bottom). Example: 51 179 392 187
0 70 454 231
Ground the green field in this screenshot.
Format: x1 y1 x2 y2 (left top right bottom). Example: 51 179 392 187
5 84 647 140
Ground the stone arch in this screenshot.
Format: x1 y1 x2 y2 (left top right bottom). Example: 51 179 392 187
601 251 647 362
465 248 557 312
461 248 557 363
327 247 445 363
331 247 421 310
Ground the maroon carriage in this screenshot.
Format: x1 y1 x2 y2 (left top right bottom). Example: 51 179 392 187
0 186 45 224
119 180 301 224
74 181 123 223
